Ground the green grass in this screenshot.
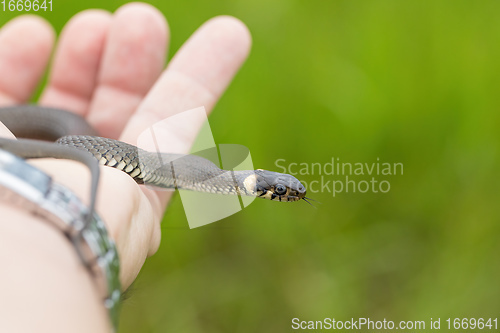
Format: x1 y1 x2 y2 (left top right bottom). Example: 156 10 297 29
2 1 500 332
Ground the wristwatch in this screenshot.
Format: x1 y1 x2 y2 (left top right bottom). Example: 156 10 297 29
0 148 121 330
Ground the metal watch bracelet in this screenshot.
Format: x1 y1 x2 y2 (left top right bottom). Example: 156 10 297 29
0 148 121 330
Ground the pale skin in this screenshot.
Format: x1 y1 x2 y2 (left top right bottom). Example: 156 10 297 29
0 3 251 332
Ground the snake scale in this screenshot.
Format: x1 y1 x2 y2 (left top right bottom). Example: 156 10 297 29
0 106 309 205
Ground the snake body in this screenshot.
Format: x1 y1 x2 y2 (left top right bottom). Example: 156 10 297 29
0 106 307 203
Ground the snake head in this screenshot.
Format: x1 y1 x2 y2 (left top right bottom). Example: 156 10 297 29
251 169 306 202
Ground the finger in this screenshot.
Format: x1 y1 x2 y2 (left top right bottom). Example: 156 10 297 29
120 16 251 229
86 3 168 139
121 16 252 148
39 10 111 115
0 16 54 105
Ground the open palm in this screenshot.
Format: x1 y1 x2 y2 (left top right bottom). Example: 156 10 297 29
0 3 251 288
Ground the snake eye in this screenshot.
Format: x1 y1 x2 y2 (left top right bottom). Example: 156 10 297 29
275 184 287 195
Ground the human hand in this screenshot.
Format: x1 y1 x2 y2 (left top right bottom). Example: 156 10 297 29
0 3 251 288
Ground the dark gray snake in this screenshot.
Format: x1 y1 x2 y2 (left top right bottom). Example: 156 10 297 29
0 106 309 209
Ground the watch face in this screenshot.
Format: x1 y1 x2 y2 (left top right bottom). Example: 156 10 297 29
0 149 51 203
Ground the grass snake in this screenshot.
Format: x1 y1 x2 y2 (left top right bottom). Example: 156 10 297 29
0 106 310 213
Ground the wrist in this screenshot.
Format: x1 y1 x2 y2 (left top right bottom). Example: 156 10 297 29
0 203 110 332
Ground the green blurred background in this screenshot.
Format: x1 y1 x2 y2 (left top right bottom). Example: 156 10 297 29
2 0 500 332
